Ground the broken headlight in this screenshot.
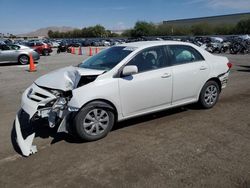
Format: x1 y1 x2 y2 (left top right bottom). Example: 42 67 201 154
52 97 67 110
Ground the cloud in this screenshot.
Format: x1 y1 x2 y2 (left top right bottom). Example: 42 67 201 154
186 0 250 10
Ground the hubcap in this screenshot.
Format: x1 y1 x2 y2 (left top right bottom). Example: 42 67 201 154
83 109 109 136
20 56 29 64
204 85 218 105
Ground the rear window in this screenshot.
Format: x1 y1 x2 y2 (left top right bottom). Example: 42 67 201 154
168 45 204 65
9 45 20 50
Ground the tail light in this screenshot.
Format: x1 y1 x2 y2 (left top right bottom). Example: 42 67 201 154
227 62 232 69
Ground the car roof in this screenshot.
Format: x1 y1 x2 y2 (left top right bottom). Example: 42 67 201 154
117 41 191 49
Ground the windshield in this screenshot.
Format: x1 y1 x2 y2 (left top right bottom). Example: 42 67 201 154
79 46 133 71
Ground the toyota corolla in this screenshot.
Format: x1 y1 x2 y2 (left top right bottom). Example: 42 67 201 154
15 41 232 156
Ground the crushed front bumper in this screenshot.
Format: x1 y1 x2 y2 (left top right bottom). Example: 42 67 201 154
14 83 76 156
15 109 37 156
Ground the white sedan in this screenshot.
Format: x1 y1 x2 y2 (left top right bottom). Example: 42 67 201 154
15 41 232 156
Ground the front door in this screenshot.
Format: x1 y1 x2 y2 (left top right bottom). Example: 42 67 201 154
118 46 173 117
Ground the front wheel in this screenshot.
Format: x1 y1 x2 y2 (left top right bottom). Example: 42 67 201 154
74 102 115 141
199 81 220 109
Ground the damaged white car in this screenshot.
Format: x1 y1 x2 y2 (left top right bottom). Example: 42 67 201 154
15 41 232 156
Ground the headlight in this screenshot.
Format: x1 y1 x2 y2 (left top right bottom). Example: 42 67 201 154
57 97 67 105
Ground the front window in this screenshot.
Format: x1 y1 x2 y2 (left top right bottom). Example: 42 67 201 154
126 46 168 73
79 46 133 71
0 45 10 51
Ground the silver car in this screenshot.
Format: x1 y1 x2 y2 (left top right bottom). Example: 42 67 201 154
0 44 40 65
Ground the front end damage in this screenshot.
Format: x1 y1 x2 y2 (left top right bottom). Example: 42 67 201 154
15 66 104 156
15 83 79 156
14 68 83 156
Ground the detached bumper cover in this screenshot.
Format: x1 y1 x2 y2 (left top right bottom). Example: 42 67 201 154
15 110 37 156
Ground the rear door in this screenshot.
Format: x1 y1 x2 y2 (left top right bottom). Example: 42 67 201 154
167 45 210 105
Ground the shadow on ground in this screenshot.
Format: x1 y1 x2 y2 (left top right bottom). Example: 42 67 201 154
237 65 250 73
11 104 200 156
0 62 38 67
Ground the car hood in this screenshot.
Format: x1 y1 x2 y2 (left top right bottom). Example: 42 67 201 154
35 66 105 91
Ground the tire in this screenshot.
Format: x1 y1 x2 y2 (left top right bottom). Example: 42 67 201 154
199 81 220 109
43 49 49 56
18 55 29 65
74 101 115 141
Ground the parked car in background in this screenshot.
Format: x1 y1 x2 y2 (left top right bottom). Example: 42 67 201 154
0 44 40 65
24 41 52 56
15 41 232 156
66 43 81 53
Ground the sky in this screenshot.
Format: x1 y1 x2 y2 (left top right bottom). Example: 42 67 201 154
0 0 250 34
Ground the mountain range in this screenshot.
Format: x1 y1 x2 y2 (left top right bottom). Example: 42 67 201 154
17 26 76 37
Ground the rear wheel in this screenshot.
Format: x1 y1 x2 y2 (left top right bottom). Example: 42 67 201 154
18 55 29 65
199 81 220 109
74 102 115 141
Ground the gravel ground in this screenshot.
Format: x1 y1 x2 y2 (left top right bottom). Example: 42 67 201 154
0 51 249 188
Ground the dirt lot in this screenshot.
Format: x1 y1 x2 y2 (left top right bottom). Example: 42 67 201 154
0 51 249 188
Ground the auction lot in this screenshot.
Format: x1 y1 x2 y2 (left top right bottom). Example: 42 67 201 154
0 51 250 188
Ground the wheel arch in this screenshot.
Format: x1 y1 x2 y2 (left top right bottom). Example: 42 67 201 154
206 77 222 92
78 99 118 122
197 77 222 101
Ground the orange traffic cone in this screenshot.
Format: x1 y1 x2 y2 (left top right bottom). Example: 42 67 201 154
72 47 75 54
95 47 99 54
29 53 36 72
89 47 92 56
78 46 82 55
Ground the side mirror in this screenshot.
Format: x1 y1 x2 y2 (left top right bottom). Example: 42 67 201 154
122 65 138 77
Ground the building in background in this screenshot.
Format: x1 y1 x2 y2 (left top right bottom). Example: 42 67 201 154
163 12 250 27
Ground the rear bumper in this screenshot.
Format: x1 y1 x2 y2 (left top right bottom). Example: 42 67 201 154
32 51 40 61
218 70 230 89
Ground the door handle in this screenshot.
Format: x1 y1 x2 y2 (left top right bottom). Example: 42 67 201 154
200 66 207 70
161 73 171 78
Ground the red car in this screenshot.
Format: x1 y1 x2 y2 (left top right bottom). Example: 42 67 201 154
25 41 52 56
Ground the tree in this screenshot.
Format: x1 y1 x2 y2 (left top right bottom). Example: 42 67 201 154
131 21 156 37
48 30 54 38
235 19 250 34
121 29 132 37
214 24 234 35
191 22 213 35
